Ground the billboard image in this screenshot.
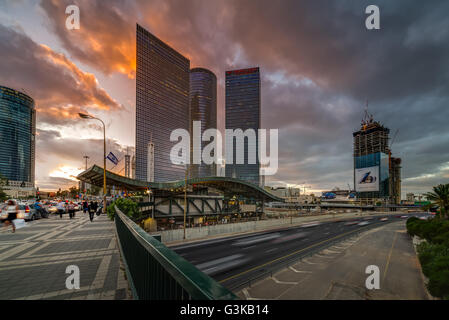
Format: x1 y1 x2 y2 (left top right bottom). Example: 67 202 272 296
355 166 379 192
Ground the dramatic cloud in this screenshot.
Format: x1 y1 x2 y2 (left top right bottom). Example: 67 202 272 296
40 0 136 78
36 128 133 191
0 24 123 127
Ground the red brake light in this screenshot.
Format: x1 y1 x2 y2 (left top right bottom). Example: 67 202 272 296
25 206 30 213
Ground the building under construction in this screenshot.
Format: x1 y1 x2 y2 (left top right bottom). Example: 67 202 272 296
353 110 401 204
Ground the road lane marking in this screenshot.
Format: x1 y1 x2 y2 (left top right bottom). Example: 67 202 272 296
303 258 322 265
322 249 341 254
289 266 312 273
271 276 298 285
266 248 278 253
241 288 259 300
314 253 334 259
383 231 398 282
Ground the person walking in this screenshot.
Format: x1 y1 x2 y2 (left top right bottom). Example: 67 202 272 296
83 200 89 215
68 201 75 219
88 200 96 222
3 200 19 233
57 200 66 219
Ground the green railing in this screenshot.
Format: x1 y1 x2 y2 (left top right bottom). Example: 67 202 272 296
114 207 238 300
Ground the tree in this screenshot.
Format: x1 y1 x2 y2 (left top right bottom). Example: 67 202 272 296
89 185 101 196
107 198 139 221
0 173 9 202
69 186 79 199
425 184 449 219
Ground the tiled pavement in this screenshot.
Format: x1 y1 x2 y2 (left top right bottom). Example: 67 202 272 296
0 212 132 300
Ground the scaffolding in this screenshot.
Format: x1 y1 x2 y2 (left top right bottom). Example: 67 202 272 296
353 117 390 157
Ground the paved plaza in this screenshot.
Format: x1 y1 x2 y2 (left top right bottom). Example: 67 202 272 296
0 212 131 300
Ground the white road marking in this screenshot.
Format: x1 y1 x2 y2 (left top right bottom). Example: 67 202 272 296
289 266 313 273
271 276 298 285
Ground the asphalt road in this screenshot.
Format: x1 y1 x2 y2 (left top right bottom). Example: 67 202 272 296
172 212 430 291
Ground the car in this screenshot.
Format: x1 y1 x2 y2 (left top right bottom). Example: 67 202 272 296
48 203 58 213
344 220 360 226
301 221 321 228
357 221 370 226
17 204 40 221
380 217 388 222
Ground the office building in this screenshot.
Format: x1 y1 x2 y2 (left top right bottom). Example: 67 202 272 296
136 24 190 182
189 68 217 178
225 67 261 185
0 85 36 195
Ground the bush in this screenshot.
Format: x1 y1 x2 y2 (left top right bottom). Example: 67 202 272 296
406 217 423 236
417 243 449 277
412 217 449 299
433 231 449 246
407 217 449 244
107 198 140 221
427 270 449 299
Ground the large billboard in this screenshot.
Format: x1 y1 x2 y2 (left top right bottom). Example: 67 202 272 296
355 166 379 192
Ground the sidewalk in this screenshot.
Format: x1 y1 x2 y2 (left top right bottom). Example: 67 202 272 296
236 221 429 300
0 213 131 300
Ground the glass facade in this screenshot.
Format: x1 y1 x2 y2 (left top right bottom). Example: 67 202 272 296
136 24 190 182
225 67 261 185
189 68 217 178
354 152 389 198
0 86 35 185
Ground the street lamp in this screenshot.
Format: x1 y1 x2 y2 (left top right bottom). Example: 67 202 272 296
78 113 107 214
183 163 190 240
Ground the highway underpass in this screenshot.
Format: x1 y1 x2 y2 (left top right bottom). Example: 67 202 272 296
170 211 431 292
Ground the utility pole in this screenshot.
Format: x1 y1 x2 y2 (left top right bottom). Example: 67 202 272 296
82 156 89 197
83 155 89 170
183 164 190 240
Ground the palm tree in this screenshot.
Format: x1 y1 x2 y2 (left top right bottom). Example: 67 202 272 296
424 184 449 219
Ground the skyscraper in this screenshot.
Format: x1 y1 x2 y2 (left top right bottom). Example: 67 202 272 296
353 110 401 204
225 67 261 185
189 68 217 178
0 85 35 186
136 24 190 182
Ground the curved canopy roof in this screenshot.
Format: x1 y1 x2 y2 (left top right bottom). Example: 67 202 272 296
77 165 284 202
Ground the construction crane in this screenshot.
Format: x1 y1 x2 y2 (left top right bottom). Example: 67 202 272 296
301 183 312 195
388 129 399 170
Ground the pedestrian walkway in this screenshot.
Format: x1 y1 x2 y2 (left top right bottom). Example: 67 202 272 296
0 212 131 300
236 221 430 300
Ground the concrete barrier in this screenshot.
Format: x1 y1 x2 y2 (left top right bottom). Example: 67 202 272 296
154 210 419 244
155 212 348 243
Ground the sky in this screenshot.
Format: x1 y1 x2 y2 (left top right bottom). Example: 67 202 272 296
0 0 448 196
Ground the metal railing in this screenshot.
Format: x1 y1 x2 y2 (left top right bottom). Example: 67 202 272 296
114 206 238 300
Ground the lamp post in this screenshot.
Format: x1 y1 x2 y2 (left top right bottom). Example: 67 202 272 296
183 164 190 240
78 113 107 214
